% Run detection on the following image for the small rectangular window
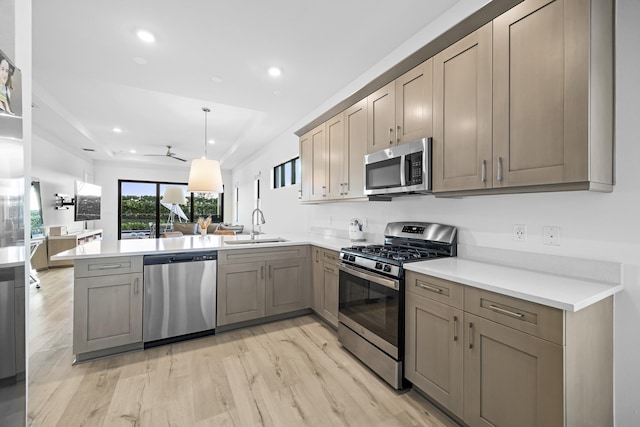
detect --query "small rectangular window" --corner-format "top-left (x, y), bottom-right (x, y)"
top-left (273, 157), bottom-right (299, 189)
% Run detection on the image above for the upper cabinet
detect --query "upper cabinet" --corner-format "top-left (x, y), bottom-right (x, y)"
top-left (433, 0), bottom-right (613, 195)
top-left (432, 24), bottom-right (493, 192)
top-left (299, 0), bottom-right (613, 199)
top-left (492, 0), bottom-right (613, 191)
top-left (367, 61), bottom-right (433, 154)
top-left (300, 99), bottom-right (368, 202)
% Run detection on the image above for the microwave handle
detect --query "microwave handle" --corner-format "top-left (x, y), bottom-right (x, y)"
top-left (400, 155), bottom-right (407, 187)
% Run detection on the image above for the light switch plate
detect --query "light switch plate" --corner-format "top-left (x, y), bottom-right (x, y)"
top-left (543, 226), bottom-right (560, 245)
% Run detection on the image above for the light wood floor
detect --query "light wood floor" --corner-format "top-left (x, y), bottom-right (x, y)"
top-left (28, 267), bottom-right (458, 427)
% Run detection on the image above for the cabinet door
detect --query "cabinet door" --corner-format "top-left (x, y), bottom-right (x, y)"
top-left (464, 313), bottom-right (563, 427)
top-left (266, 258), bottom-right (309, 316)
top-left (217, 262), bottom-right (265, 326)
top-left (299, 132), bottom-right (313, 201)
top-left (312, 247), bottom-right (324, 313)
top-left (310, 124), bottom-right (327, 200)
top-left (367, 81), bottom-right (396, 153)
top-left (320, 261), bottom-right (339, 328)
top-left (342, 99), bottom-right (367, 199)
top-left (395, 60), bottom-right (433, 145)
top-left (405, 293), bottom-right (463, 418)
top-left (432, 23), bottom-right (493, 192)
top-left (493, 0), bottom-right (588, 188)
top-left (73, 273), bottom-right (143, 355)
top-left (326, 113), bottom-right (345, 200)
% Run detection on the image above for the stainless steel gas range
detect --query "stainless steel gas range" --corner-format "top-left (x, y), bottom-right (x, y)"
top-left (337, 221), bottom-right (457, 389)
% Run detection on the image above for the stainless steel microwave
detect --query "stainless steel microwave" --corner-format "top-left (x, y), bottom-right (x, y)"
top-left (364, 137), bottom-right (432, 196)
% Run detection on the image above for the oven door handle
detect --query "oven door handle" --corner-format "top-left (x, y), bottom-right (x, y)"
top-left (338, 263), bottom-right (400, 291)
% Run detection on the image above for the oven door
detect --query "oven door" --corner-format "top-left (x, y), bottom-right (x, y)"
top-left (338, 263), bottom-right (400, 359)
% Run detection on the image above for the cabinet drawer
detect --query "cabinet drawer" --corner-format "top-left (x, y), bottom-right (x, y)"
top-left (219, 245), bottom-right (309, 264)
top-left (406, 271), bottom-right (464, 309)
top-left (464, 287), bottom-right (563, 345)
top-left (75, 256), bottom-right (143, 278)
top-left (322, 249), bottom-right (339, 265)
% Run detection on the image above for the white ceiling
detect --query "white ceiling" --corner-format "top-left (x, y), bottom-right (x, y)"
top-left (32, 0), bottom-right (460, 171)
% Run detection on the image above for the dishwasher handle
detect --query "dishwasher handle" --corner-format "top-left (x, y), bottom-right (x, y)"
top-left (143, 251), bottom-right (217, 265)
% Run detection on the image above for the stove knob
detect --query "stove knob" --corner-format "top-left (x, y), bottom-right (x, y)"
top-left (383, 265), bottom-right (392, 273)
top-left (375, 262), bottom-right (383, 270)
top-left (348, 255), bottom-right (356, 262)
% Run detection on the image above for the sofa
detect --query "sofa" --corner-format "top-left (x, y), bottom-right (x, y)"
top-left (171, 222), bottom-right (243, 235)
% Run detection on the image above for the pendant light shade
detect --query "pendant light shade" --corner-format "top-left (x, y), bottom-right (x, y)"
top-left (187, 158), bottom-right (223, 193)
top-left (187, 107), bottom-right (224, 193)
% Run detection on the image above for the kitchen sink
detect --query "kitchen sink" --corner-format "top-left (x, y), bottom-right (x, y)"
top-left (224, 238), bottom-right (288, 245)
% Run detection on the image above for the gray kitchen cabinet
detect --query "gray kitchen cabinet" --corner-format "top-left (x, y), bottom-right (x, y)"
top-left (432, 23), bottom-right (493, 193)
top-left (434, 0), bottom-right (613, 196)
top-left (491, 0), bottom-right (613, 192)
top-left (341, 99), bottom-right (367, 199)
top-left (367, 61), bottom-right (432, 154)
top-left (217, 262), bottom-right (265, 325)
top-left (406, 272), bottom-right (613, 426)
top-left (217, 246), bottom-right (310, 327)
top-left (405, 272), bottom-right (464, 418)
top-left (311, 246), bottom-right (339, 328)
top-left (299, 123), bottom-right (327, 201)
top-left (73, 256), bottom-right (143, 359)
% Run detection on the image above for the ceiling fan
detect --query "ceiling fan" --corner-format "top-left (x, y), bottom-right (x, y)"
top-left (144, 145), bottom-right (187, 162)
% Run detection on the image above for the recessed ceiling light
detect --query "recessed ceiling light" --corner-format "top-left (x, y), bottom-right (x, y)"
top-left (113, 127), bottom-right (122, 133)
top-left (133, 56), bottom-right (148, 65)
top-left (130, 149), bottom-right (137, 154)
top-left (211, 76), bottom-right (223, 83)
top-left (268, 67), bottom-right (282, 77)
top-left (208, 139), bottom-right (215, 145)
top-left (136, 29), bottom-right (156, 43)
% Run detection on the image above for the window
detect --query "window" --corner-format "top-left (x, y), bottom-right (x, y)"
top-left (118, 180), bottom-right (223, 239)
top-left (274, 157), bottom-right (300, 189)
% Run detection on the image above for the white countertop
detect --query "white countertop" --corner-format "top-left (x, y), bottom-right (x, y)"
top-left (0, 245), bottom-right (26, 268)
top-left (404, 257), bottom-right (623, 312)
top-left (51, 234), bottom-right (623, 312)
top-left (51, 232), bottom-right (354, 260)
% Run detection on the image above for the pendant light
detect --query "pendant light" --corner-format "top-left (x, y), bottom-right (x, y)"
top-left (187, 107), bottom-right (224, 193)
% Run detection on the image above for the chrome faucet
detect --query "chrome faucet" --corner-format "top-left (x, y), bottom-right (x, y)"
top-left (251, 208), bottom-right (265, 239)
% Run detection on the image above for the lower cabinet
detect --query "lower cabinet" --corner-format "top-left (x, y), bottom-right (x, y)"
top-left (311, 246), bottom-right (339, 328)
top-left (217, 246), bottom-right (310, 327)
top-left (405, 292), bottom-right (464, 418)
top-left (405, 271), bottom-right (613, 427)
top-left (73, 257), bottom-right (143, 358)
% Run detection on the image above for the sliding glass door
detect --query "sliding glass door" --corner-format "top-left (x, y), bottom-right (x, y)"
top-left (118, 180), bottom-right (222, 239)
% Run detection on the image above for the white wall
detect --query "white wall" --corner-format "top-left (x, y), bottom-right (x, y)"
top-left (31, 134), bottom-right (94, 233)
top-left (231, 0), bottom-right (640, 424)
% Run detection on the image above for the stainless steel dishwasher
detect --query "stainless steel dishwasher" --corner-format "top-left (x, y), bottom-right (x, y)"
top-left (143, 251), bottom-right (216, 346)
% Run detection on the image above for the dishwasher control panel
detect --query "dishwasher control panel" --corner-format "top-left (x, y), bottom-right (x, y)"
top-left (193, 254), bottom-right (216, 261)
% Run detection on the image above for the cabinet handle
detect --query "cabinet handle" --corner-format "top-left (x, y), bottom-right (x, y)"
top-left (417, 282), bottom-right (443, 294)
top-left (389, 128), bottom-right (394, 145)
top-left (261, 265), bottom-right (265, 279)
top-left (339, 183), bottom-right (344, 196)
top-left (481, 159), bottom-right (486, 183)
top-left (397, 125), bottom-right (401, 143)
top-left (322, 185), bottom-right (326, 197)
top-left (316, 250), bottom-right (319, 263)
top-left (488, 304), bottom-right (525, 319)
top-left (343, 182), bottom-right (348, 195)
top-left (134, 278), bottom-right (139, 295)
top-left (453, 316), bottom-right (458, 342)
top-left (324, 266), bottom-right (336, 274)
top-left (268, 265), bottom-right (272, 279)
top-left (468, 322), bottom-right (474, 349)
top-left (497, 156), bottom-right (503, 182)
top-left (96, 263), bottom-right (123, 270)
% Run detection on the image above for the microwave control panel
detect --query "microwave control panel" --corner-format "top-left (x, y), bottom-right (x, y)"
top-left (405, 151), bottom-right (423, 185)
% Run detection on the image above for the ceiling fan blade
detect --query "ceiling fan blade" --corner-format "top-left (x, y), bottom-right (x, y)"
top-left (172, 156), bottom-right (187, 162)
top-left (143, 154), bottom-right (167, 157)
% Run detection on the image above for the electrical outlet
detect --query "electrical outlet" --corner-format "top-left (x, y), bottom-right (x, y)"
top-left (362, 218), bottom-right (368, 228)
top-left (544, 226), bottom-right (560, 245)
top-left (513, 224), bottom-right (527, 241)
